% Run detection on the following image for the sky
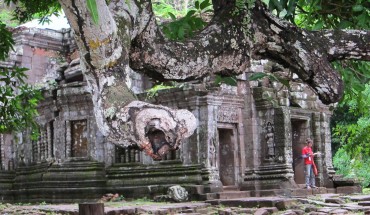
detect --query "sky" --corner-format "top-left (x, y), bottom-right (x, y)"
top-left (20, 14), bottom-right (70, 30)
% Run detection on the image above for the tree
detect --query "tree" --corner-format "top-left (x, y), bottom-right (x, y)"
top-left (0, 20), bottom-right (42, 137)
top-left (2, 0), bottom-right (370, 160)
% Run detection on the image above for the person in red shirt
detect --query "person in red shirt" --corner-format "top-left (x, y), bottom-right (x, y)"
top-left (302, 138), bottom-right (317, 189)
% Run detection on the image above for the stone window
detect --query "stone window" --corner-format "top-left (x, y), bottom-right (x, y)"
top-left (161, 149), bottom-right (179, 161)
top-left (115, 146), bottom-right (141, 163)
top-left (70, 120), bottom-right (88, 157)
top-left (40, 128), bottom-right (48, 160)
top-left (32, 139), bottom-right (39, 162)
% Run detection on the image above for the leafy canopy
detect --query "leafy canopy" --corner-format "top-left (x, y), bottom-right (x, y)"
top-left (0, 0), bottom-right (47, 136)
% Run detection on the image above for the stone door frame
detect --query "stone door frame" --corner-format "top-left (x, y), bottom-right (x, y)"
top-left (290, 115), bottom-right (311, 185)
top-left (217, 123), bottom-right (241, 187)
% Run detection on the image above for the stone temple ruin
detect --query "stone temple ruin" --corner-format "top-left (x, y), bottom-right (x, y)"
top-left (0, 27), bottom-right (360, 203)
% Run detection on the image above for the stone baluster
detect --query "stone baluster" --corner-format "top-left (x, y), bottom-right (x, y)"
top-left (125, 148), bottom-right (129, 163)
top-left (135, 150), bottom-right (140, 163)
top-left (65, 120), bottom-right (71, 158)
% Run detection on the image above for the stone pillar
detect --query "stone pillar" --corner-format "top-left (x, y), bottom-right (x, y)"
top-left (242, 100), bottom-right (295, 191)
top-left (312, 112), bottom-right (324, 186)
top-left (239, 80), bottom-right (260, 190)
top-left (47, 122), bottom-right (53, 158)
top-left (180, 101), bottom-right (200, 166)
top-left (321, 112), bottom-right (336, 187)
top-left (198, 96), bottom-right (223, 193)
top-left (65, 120), bottom-right (71, 158)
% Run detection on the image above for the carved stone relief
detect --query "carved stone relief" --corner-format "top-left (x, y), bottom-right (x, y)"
top-left (265, 122), bottom-right (275, 160)
top-left (217, 106), bottom-right (238, 123)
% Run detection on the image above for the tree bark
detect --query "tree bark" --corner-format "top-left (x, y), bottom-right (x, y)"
top-left (79, 203), bottom-right (104, 215)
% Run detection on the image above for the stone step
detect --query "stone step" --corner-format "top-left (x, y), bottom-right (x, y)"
top-left (206, 196), bottom-right (297, 210)
top-left (217, 191), bottom-right (251, 199)
top-left (199, 193), bottom-right (218, 201)
top-left (350, 195), bottom-right (370, 202)
top-left (358, 201), bottom-right (370, 206)
top-left (223, 186), bottom-right (239, 191)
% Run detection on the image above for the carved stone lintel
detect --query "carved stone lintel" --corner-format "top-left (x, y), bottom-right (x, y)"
top-left (217, 106), bottom-right (239, 123)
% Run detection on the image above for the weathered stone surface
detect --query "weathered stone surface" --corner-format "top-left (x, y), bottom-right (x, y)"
top-left (358, 201), bottom-right (370, 206)
top-left (324, 198), bottom-right (346, 204)
top-left (280, 210), bottom-right (300, 215)
top-left (350, 195), bottom-right (370, 202)
top-left (254, 208), bottom-right (269, 215)
top-left (291, 209), bottom-right (305, 215)
top-left (328, 208), bottom-right (349, 214)
top-left (304, 205), bottom-right (318, 213)
top-left (337, 186), bottom-right (362, 194)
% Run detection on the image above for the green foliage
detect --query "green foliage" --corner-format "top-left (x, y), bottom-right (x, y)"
top-left (215, 75), bottom-right (237, 86)
top-left (0, 9), bottom-right (19, 27)
top-left (152, 0), bottom-right (186, 19)
top-left (363, 188), bottom-right (370, 194)
top-left (331, 84), bottom-right (370, 185)
top-left (332, 84), bottom-right (370, 151)
top-left (0, 22), bottom-right (14, 60)
top-left (4, 0), bottom-right (61, 24)
top-left (154, 0), bottom-right (213, 40)
top-left (262, 0), bottom-right (370, 30)
top-left (146, 83), bottom-right (175, 99)
top-left (87, 0), bottom-right (99, 25)
top-left (0, 67), bottom-right (42, 138)
top-left (333, 148), bottom-right (370, 187)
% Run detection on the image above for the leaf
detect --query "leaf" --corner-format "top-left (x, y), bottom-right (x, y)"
top-left (214, 75), bottom-right (222, 85)
top-left (352, 5), bottom-right (364, 12)
top-left (248, 72), bottom-right (268, 81)
top-left (177, 25), bottom-right (185, 40)
top-left (222, 76), bottom-right (237, 86)
top-left (186, 10), bottom-right (196, 17)
top-left (261, 0), bottom-right (270, 6)
top-left (195, 0), bottom-right (200, 10)
top-left (278, 9), bottom-right (287, 18)
top-left (168, 12), bottom-right (176, 20)
top-left (87, 0), bottom-right (99, 25)
top-left (312, 20), bottom-right (324, 30)
top-left (200, 0), bottom-right (211, 10)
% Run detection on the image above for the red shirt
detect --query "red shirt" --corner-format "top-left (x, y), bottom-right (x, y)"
top-left (302, 146), bottom-right (313, 165)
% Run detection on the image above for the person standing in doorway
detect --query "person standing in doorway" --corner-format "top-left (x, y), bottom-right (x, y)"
top-left (302, 138), bottom-right (317, 189)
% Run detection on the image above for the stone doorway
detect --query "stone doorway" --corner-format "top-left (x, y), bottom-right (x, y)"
top-left (218, 126), bottom-right (237, 186)
top-left (71, 120), bottom-right (88, 157)
top-left (291, 118), bottom-right (310, 185)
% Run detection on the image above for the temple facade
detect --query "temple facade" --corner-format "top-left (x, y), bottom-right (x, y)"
top-left (0, 27), bottom-right (359, 203)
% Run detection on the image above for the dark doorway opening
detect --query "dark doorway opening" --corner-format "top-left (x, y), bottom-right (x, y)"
top-left (218, 128), bottom-right (236, 186)
top-left (291, 119), bottom-right (309, 184)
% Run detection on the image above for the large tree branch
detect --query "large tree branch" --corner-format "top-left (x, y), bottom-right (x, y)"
top-left (252, 2), bottom-right (369, 103)
top-left (130, 13), bottom-right (251, 80)
top-left (317, 30), bottom-right (370, 61)
top-left (130, 0), bottom-right (369, 104)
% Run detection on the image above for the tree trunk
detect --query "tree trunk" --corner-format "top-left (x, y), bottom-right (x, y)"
top-left (79, 203), bottom-right (104, 215)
